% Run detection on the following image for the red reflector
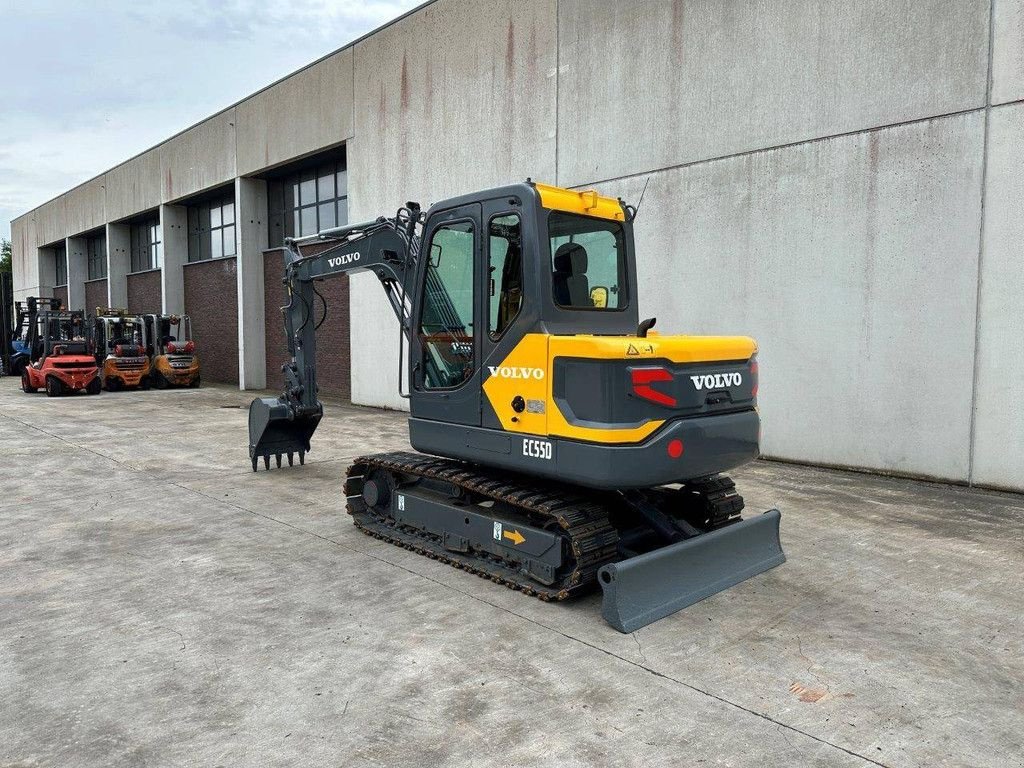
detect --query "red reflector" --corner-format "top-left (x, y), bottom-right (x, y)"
top-left (630, 367), bottom-right (677, 407)
top-left (184, 341), bottom-right (195, 354)
top-left (167, 342), bottom-right (177, 353)
top-left (667, 439), bottom-right (684, 458)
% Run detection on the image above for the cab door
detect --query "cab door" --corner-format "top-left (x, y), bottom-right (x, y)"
top-left (409, 203), bottom-right (482, 426)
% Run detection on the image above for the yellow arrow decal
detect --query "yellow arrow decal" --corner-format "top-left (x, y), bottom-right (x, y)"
top-left (502, 529), bottom-right (526, 546)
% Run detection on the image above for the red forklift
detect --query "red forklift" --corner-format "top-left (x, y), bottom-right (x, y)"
top-left (20, 309), bottom-right (101, 396)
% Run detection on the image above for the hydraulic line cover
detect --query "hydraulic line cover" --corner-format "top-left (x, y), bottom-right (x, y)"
top-left (598, 509), bottom-right (785, 633)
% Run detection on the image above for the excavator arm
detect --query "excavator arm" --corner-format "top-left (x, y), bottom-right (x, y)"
top-left (248, 206), bottom-right (420, 470)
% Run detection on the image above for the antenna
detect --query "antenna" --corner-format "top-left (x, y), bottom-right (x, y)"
top-left (632, 176), bottom-right (651, 220)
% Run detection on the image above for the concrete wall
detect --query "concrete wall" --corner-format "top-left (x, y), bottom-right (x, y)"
top-left (65, 177), bottom-right (106, 236)
top-left (9, 0), bottom-right (1023, 489)
top-left (600, 114), bottom-right (984, 480)
top-left (105, 151), bottom-right (161, 223)
top-left (160, 111), bottom-right (237, 203)
top-left (557, 0), bottom-right (988, 186)
top-left (236, 49), bottom-right (354, 176)
top-left (972, 102), bottom-right (1024, 490)
top-left (993, 0), bottom-right (1024, 105)
top-left (348, 0), bottom-right (559, 409)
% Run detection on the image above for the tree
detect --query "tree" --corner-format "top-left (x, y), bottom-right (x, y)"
top-left (0, 238), bottom-right (11, 273)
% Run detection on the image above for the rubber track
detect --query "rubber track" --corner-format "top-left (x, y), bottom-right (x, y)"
top-left (344, 451), bottom-right (620, 601)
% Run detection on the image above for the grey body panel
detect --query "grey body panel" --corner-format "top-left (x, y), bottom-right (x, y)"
top-left (554, 356), bottom-right (756, 427)
top-left (408, 408), bottom-right (760, 489)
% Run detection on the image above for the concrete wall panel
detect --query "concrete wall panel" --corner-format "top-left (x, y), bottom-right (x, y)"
top-left (349, 0), bottom-right (558, 409)
top-left (236, 49), bottom-right (354, 176)
top-left (971, 103), bottom-right (1024, 489)
top-left (557, 0), bottom-right (990, 186)
top-left (596, 113), bottom-right (985, 481)
top-left (65, 176), bottom-right (106, 236)
top-left (105, 150), bottom-right (161, 222)
top-left (236, 177), bottom-right (268, 389)
top-left (66, 237), bottom-right (88, 311)
top-left (32, 198), bottom-right (67, 249)
top-left (159, 110), bottom-right (237, 203)
top-left (992, 0), bottom-right (1024, 105)
top-left (10, 218), bottom-right (38, 296)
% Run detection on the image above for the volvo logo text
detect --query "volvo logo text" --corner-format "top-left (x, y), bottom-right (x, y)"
top-left (328, 252), bottom-right (360, 268)
top-left (488, 366), bottom-right (545, 380)
top-left (690, 372), bottom-right (742, 390)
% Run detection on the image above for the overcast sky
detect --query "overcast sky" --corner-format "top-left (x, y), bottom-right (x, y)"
top-left (0, 0), bottom-right (423, 242)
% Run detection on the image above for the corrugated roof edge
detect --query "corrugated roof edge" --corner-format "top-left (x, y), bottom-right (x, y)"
top-left (11, 0), bottom-right (437, 226)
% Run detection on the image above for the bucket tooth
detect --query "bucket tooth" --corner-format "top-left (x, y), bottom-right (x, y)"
top-left (251, 456), bottom-right (258, 473)
top-left (263, 454), bottom-right (270, 470)
top-left (299, 451), bottom-right (305, 465)
top-left (288, 452), bottom-right (294, 466)
top-left (598, 509), bottom-right (785, 633)
top-left (275, 454), bottom-right (282, 468)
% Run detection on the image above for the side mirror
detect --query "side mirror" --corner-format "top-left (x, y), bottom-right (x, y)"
top-left (590, 286), bottom-right (609, 308)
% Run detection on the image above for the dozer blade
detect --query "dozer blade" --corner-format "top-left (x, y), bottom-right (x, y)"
top-left (598, 509), bottom-right (784, 633)
top-left (248, 396), bottom-right (321, 471)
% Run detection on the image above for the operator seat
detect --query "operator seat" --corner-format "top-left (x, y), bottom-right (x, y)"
top-left (552, 243), bottom-right (592, 307)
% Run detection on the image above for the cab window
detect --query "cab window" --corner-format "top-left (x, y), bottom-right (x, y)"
top-left (549, 211), bottom-right (626, 310)
top-left (488, 214), bottom-right (523, 338)
top-left (419, 220), bottom-right (475, 389)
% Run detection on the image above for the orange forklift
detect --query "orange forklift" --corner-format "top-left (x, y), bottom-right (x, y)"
top-left (21, 309), bottom-right (101, 396)
top-left (142, 314), bottom-right (200, 388)
top-left (92, 308), bottom-right (151, 390)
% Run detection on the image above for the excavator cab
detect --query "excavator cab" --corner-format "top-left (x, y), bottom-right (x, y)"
top-left (250, 181), bottom-right (784, 632)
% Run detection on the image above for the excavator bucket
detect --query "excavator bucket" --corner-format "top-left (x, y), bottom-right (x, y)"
top-left (598, 509), bottom-right (785, 633)
top-left (248, 396), bottom-right (322, 471)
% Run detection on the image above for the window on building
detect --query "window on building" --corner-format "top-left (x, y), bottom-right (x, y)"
top-left (54, 244), bottom-right (67, 286)
top-left (130, 218), bottom-right (162, 272)
top-left (187, 195), bottom-right (236, 262)
top-left (268, 158), bottom-right (348, 247)
top-left (87, 234), bottom-right (107, 280)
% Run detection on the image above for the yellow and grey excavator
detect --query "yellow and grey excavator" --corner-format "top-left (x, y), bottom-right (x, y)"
top-left (250, 180), bottom-right (784, 632)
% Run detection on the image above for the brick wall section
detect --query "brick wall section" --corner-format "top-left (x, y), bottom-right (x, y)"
top-left (263, 245), bottom-right (350, 401)
top-left (84, 279), bottom-right (107, 314)
top-left (183, 258), bottom-right (238, 384)
top-left (53, 286), bottom-right (68, 310)
top-left (127, 270), bottom-right (163, 315)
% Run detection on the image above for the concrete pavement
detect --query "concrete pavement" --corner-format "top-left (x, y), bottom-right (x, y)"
top-left (0, 379), bottom-right (1021, 767)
